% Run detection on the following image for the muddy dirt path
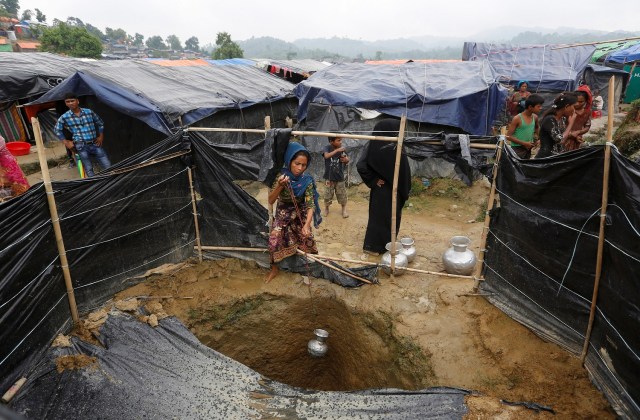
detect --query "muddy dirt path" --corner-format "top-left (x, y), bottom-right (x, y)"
top-left (115, 179), bottom-right (615, 419)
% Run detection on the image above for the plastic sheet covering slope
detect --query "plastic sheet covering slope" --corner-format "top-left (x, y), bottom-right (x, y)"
top-left (0, 138), bottom-right (194, 394)
top-left (479, 146), bottom-right (640, 418)
top-left (294, 62), bottom-right (507, 135)
top-left (462, 42), bottom-right (596, 92)
top-left (10, 313), bottom-right (469, 419)
top-left (28, 60), bottom-right (296, 133)
top-left (0, 52), bottom-right (80, 102)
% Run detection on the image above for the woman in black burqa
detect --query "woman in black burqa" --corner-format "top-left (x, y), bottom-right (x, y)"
top-left (356, 119), bottom-right (412, 254)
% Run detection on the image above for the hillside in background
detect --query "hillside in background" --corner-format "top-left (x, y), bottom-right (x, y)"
top-left (238, 27), bottom-right (640, 61)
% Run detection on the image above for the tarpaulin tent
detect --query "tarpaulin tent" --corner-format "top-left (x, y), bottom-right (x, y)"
top-left (256, 58), bottom-right (331, 83)
top-left (605, 42), bottom-right (640, 65)
top-left (479, 145), bottom-right (640, 419)
top-left (605, 43), bottom-right (640, 103)
top-left (591, 41), bottom-right (639, 64)
top-left (25, 60), bottom-right (298, 163)
top-left (294, 61), bottom-right (507, 136)
top-left (462, 42), bottom-right (596, 92)
top-left (582, 64), bottom-right (629, 114)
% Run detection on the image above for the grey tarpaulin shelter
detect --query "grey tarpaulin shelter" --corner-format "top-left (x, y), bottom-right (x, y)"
top-left (462, 42), bottom-right (596, 92)
top-left (25, 59), bottom-right (298, 163)
top-left (582, 64), bottom-right (629, 114)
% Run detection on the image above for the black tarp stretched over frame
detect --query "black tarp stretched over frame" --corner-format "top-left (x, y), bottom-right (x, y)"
top-left (479, 145), bottom-right (640, 418)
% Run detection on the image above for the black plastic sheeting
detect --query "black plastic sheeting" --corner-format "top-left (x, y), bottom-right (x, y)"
top-left (10, 313), bottom-right (470, 419)
top-left (479, 145), bottom-right (640, 418)
top-left (294, 62), bottom-right (507, 136)
top-left (0, 52), bottom-right (79, 102)
top-left (462, 42), bottom-right (596, 92)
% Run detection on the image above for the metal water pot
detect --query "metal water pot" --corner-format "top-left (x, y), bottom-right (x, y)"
top-left (400, 237), bottom-right (417, 262)
top-left (381, 242), bottom-right (408, 275)
top-left (442, 236), bottom-right (476, 275)
top-left (308, 329), bottom-right (329, 357)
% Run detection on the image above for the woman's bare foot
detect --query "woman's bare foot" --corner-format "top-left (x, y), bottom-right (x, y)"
top-left (265, 265), bottom-right (279, 283)
top-left (324, 206), bottom-right (330, 216)
top-left (341, 205), bottom-right (349, 218)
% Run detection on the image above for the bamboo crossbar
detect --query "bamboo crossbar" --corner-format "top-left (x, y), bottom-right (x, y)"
top-left (551, 35), bottom-right (640, 50)
top-left (297, 250), bottom-right (373, 284)
top-left (199, 246), bottom-right (472, 280)
top-left (188, 126), bottom-right (398, 142)
top-left (103, 150), bottom-right (191, 176)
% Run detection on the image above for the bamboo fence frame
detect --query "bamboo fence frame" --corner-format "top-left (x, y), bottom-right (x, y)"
top-left (187, 167), bottom-right (203, 263)
top-left (581, 76), bottom-right (615, 364)
top-left (32, 117), bottom-right (80, 325)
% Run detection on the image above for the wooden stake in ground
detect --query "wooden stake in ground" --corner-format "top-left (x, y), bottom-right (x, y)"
top-left (390, 116), bottom-right (407, 274)
top-left (473, 128), bottom-right (506, 285)
top-left (187, 167), bottom-right (203, 263)
top-left (581, 78), bottom-right (615, 364)
top-left (32, 117), bottom-right (80, 325)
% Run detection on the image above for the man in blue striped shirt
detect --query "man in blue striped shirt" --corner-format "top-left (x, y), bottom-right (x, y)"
top-left (55, 93), bottom-right (111, 177)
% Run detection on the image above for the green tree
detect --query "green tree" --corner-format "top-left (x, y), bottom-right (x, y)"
top-left (133, 32), bottom-right (144, 47)
top-left (105, 27), bottom-right (127, 43)
top-left (66, 16), bottom-right (84, 27)
top-left (375, 51), bottom-right (383, 60)
top-left (0, 0), bottom-right (19, 16)
top-left (85, 23), bottom-right (105, 41)
top-left (34, 7), bottom-right (45, 22)
top-left (146, 35), bottom-right (167, 50)
top-left (165, 34), bottom-right (182, 51)
top-left (212, 32), bottom-right (243, 59)
top-left (39, 22), bottom-right (102, 58)
top-left (185, 36), bottom-right (199, 51)
top-left (20, 8), bottom-right (31, 20)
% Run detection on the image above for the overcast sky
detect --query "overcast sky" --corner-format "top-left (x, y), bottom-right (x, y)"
top-left (19, 0), bottom-right (640, 45)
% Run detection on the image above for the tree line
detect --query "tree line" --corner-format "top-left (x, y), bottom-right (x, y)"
top-left (0, 0), bottom-right (243, 59)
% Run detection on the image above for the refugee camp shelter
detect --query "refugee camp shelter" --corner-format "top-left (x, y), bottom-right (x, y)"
top-left (25, 59), bottom-right (298, 164)
top-left (582, 64), bottom-right (629, 114)
top-left (604, 42), bottom-right (640, 103)
top-left (462, 42), bottom-right (596, 93)
top-left (0, 52), bottom-right (80, 142)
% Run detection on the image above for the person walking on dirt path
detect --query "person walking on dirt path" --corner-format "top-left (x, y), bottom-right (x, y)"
top-left (506, 94), bottom-right (544, 159)
top-left (266, 142), bottom-right (322, 283)
top-left (356, 119), bottom-right (411, 255)
top-left (323, 136), bottom-right (350, 218)
top-left (55, 93), bottom-right (111, 177)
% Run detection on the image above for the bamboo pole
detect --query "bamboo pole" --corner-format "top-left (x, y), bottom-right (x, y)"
top-left (581, 80), bottom-right (615, 364)
top-left (297, 250), bottom-right (373, 284)
top-left (389, 116), bottom-right (407, 275)
top-left (473, 128), bottom-right (506, 285)
top-left (187, 167), bottom-right (203, 263)
top-left (187, 126), bottom-right (497, 149)
top-left (32, 117), bottom-right (80, 325)
top-left (551, 35), bottom-right (640, 50)
top-left (104, 150), bottom-right (190, 176)
top-left (581, 142), bottom-right (612, 363)
top-left (264, 116), bottom-right (274, 229)
top-left (199, 246), bottom-right (473, 280)
top-left (606, 76), bottom-right (616, 140)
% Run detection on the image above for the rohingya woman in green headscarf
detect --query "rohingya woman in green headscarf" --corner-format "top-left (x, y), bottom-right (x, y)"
top-left (356, 119), bottom-right (411, 254)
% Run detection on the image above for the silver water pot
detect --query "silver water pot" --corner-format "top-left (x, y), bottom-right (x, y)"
top-left (381, 242), bottom-right (408, 275)
top-left (400, 237), bottom-right (417, 262)
top-left (442, 236), bottom-right (476, 275)
top-left (308, 329), bottom-right (329, 357)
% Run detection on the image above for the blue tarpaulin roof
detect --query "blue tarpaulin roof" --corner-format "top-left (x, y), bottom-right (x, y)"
top-left (294, 61), bottom-right (507, 135)
top-left (606, 42), bottom-right (640, 65)
top-left (462, 42), bottom-right (596, 92)
top-left (28, 59), bottom-right (295, 134)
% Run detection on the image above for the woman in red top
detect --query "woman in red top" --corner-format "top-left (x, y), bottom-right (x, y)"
top-left (509, 81), bottom-right (531, 116)
top-left (563, 90), bottom-right (592, 151)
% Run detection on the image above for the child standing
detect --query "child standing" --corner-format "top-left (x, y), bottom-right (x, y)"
top-left (323, 136), bottom-right (350, 218)
top-left (506, 94), bottom-right (544, 159)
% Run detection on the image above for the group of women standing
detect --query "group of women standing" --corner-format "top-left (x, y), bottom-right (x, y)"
top-left (265, 119), bottom-right (410, 282)
top-left (509, 81), bottom-right (594, 159)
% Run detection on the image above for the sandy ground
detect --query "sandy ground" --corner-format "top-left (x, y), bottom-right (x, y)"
top-left (113, 178), bottom-right (615, 419)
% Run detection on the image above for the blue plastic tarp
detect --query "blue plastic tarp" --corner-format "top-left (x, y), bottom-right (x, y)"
top-left (606, 43), bottom-right (640, 65)
top-left (462, 42), bottom-right (596, 92)
top-left (294, 62), bottom-right (507, 135)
